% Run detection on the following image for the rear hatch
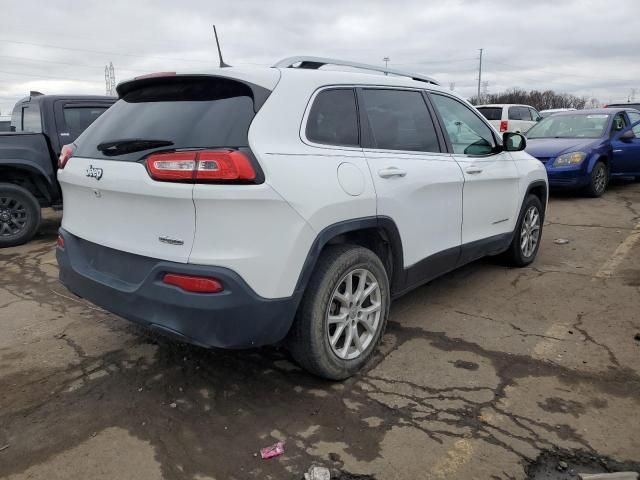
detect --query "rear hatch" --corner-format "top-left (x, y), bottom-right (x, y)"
top-left (58, 74), bottom-right (269, 263)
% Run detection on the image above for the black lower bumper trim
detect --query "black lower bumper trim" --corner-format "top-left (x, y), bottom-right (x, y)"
top-left (56, 229), bottom-right (298, 349)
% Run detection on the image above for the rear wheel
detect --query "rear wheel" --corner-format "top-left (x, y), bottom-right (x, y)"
top-left (0, 183), bottom-right (41, 248)
top-left (585, 161), bottom-right (608, 197)
top-left (288, 245), bottom-right (390, 380)
top-left (502, 194), bottom-right (544, 267)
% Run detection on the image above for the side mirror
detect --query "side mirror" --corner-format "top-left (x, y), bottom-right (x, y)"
top-left (620, 130), bottom-right (635, 142)
top-left (536, 116), bottom-right (543, 122)
top-left (503, 132), bottom-right (527, 152)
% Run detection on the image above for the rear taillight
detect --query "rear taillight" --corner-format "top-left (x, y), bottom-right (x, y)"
top-left (58, 144), bottom-right (75, 169)
top-left (163, 273), bottom-right (224, 293)
top-left (499, 120), bottom-right (508, 132)
top-left (56, 234), bottom-right (65, 249)
top-left (145, 150), bottom-right (256, 183)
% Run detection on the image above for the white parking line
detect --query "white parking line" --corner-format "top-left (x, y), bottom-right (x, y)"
top-left (594, 222), bottom-right (640, 279)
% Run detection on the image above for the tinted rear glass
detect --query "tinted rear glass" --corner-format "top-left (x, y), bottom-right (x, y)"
top-left (477, 107), bottom-right (502, 121)
top-left (74, 77), bottom-right (259, 161)
top-left (21, 105), bottom-right (42, 133)
top-left (63, 107), bottom-right (109, 140)
top-left (306, 88), bottom-right (359, 146)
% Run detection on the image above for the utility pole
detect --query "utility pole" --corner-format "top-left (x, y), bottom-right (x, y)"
top-left (383, 57), bottom-right (390, 75)
top-left (104, 62), bottom-right (116, 96)
top-left (477, 48), bottom-right (483, 104)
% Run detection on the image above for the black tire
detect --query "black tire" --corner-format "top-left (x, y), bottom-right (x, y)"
top-left (0, 183), bottom-right (41, 248)
top-left (288, 245), bottom-right (390, 380)
top-left (585, 161), bottom-right (608, 197)
top-left (502, 194), bottom-right (544, 267)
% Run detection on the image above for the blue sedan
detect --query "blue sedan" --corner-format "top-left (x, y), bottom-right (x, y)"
top-left (525, 108), bottom-right (640, 196)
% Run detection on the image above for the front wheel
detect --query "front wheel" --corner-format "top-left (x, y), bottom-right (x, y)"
top-left (0, 183), bottom-right (41, 248)
top-left (502, 194), bottom-right (544, 267)
top-left (585, 161), bottom-right (608, 197)
top-left (288, 245), bottom-right (390, 380)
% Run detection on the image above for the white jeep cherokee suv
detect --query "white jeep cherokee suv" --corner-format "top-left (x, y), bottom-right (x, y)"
top-left (56, 57), bottom-right (547, 380)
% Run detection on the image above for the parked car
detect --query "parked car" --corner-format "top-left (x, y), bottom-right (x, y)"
top-left (56, 57), bottom-right (548, 379)
top-left (476, 104), bottom-right (542, 133)
top-left (525, 108), bottom-right (640, 196)
top-left (539, 108), bottom-right (576, 118)
top-left (604, 102), bottom-right (640, 112)
top-left (0, 92), bottom-right (115, 247)
top-left (0, 115), bottom-right (11, 132)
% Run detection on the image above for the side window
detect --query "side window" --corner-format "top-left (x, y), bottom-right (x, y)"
top-left (509, 106), bottom-right (531, 121)
top-left (627, 112), bottom-right (640, 136)
top-left (306, 89), bottom-right (359, 147)
top-left (22, 106), bottom-right (42, 133)
top-left (63, 106), bottom-right (109, 141)
top-left (611, 113), bottom-right (628, 135)
top-left (360, 89), bottom-right (440, 152)
top-left (430, 93), bottom-right (496, 155)
top-left (529, 108), bottom-right (541, 121)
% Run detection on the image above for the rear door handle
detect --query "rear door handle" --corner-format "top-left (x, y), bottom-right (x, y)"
top-left (465, 165), bottom-right (483, 175)
top-left (378, 167), bottom-right (407, 178)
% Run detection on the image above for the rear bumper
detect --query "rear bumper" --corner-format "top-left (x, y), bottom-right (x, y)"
top-left (56, 229), bottom-right (298, 349)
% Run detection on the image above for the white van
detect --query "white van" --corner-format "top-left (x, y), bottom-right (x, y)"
top-left (476, 104), bottom-right (542, 133)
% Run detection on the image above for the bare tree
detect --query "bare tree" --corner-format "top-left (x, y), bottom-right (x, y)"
top-left (470, 88), bottom-right (590, 110)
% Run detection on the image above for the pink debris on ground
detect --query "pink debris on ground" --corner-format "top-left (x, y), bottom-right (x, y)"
top-left (260, 441), bottom-right (285, 459)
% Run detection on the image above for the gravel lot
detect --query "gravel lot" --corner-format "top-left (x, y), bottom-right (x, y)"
top-left (1, 181), bottom-right (639, 480)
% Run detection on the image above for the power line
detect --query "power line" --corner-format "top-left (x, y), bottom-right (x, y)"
top-left (0, 54), bottom-right (147, 73)
top-left (0, 39), bottom-right (214, 65)
top-left (0, 69), bottom-right (101, 83)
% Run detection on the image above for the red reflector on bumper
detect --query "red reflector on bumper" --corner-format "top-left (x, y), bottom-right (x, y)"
top-left (57, 234), bottom-right (65, 249)
top-left (162, 273), bottom-right (224, 293)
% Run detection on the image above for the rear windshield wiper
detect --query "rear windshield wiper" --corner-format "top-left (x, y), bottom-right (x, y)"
top-left (96, 138), bottom-right (174, 156)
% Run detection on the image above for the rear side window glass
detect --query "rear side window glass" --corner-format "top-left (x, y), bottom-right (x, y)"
top-left (22, 106), bottom-right (42, 133)
top-left (509, 106), bottom-right (532, 121)
top-left (477, 107), bottom-right (502, 121)
top-left (430, 93), bottom-right (496, 155)
top-left (361, 89), bottom-right (440, 152)
top-left (63, 107), bottom-right (109, 141)
top-left (306, 89), bottom-right (359, 147)
top-left (74, 77), bottom-right (260, 161)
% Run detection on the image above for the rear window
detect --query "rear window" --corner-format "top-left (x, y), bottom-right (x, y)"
top-left (477, 107), bottom-right (502, 121)
top-left (63, 106), bottom-right (109, 139)
top-left (74, 77), bottom-right (260, 161)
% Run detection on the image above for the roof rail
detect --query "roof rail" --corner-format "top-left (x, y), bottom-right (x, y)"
top-left (273, 56), bottom-right (440, 86)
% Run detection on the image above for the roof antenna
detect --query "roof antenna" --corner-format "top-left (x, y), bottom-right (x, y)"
top-left (213, 25), bottom-right (231, 68)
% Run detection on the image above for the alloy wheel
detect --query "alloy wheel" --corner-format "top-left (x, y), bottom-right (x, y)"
top-left (326, 268), bottom-right (382, 360)
top-left (0, 195), bottom-right (28, 238)
top-left (593, 166), bottom-right (607, 195)
top-left (520, 206), bottom-right (541, 258)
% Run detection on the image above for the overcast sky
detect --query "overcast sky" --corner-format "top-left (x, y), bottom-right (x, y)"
top-left (1, 0), bottom-right (639, 116)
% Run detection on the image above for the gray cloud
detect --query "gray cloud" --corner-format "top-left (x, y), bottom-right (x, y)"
top-left (1, 0), bottom-right (639, 115)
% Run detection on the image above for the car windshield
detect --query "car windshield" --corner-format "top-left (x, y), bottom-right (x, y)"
top-left (526, 113), bottom-right (610, 139)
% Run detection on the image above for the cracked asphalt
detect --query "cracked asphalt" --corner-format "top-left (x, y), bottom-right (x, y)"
top-left (1, 181), bottom-right (639, 480)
